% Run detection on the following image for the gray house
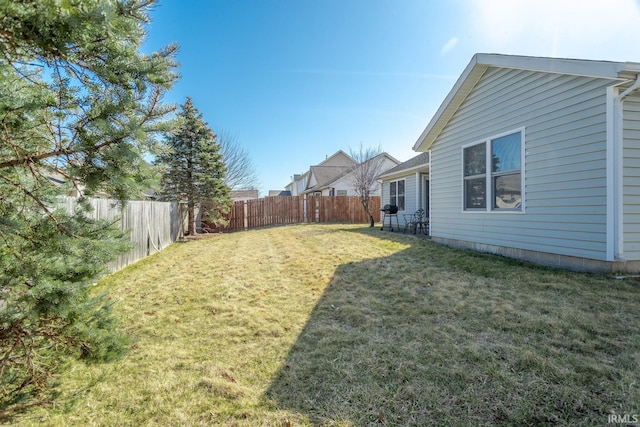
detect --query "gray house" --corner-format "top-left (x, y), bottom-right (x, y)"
top-left (378, 152), bottom-right (430, 227)
top-left (413, 53), bottom-right (640, 272)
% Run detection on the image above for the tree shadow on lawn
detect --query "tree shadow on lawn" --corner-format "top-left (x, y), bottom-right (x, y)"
top-left (264, 228), bottom-right (640, 426)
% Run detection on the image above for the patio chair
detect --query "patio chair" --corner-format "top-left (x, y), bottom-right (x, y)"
top-left (404, 208), bottom-right (428, 235)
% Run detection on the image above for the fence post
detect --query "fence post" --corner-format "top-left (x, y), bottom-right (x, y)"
top-left (303, 195), bottom-right (308, 222)
top-left (243, 200), bottom-right (248, 230)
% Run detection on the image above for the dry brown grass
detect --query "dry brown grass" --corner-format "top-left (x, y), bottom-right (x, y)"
top-left (10, 223), bottom-right (640, 426)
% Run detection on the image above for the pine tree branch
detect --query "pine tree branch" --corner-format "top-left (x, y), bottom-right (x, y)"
top-left (0, 174), bottom-right (68, 235)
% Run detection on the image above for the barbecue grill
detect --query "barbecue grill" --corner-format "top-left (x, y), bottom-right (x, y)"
top-left (381, 204), bottom-right (398, 214)
top-left (380, 204), bottom-right (400, 231)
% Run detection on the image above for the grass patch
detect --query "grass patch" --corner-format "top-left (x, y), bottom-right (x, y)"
top-left (11, 224), bottom-right (640, 426)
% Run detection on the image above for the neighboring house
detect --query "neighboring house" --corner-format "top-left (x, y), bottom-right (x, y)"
top-left (284, 172), bottom-right (309, 196)
top-left (327, 152), bottom-right (401, 196)
top-left (413, 53), bottom-right (640, 272)
top-left (316, 150), bottom-right (357, 168)
top-left (231, 189), bottom-right (259, 201)
top-left (302, 150), bottom-right (357, 196)
top-left (47, 170), bottom-right (113, 199)
top-left (300, 150), bottom-right (400, 196)
top-left (378, 152), bottom-right (430, 225)
top-left (304, 164), bottom-right (354, 196)
top-left (285, 151), bottom-right (356, 196)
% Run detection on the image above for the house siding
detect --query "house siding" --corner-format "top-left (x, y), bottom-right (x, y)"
top-left (623, 92), bottom-right (640, 259)
top-left (430, 67), bottom-right (616, 260)
top-left (404, 176), bottom-right (417, 215)
top-left (295, 176), bottom-right (307, 196)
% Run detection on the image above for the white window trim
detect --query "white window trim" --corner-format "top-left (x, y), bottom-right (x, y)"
top-left (461, 128), bottom-right (525, 214)
top-left (389, 179), bottom-right (406, 212)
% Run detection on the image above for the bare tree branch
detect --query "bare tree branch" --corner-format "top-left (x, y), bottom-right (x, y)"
top-left (216, 128), bottom-right (261, 191)
top-left (349, 144), bottom-right (386, 227)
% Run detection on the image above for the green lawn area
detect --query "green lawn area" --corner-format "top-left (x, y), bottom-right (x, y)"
top-left (13, 224), bottom-right (640, 426)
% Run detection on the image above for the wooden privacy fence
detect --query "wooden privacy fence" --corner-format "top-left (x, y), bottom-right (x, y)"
top-left (61, 197), bottom-right (181, 273)
top-left (213, 195), bottom-right (381, 232)
top-left (307, 195), bottom-right (381, 223)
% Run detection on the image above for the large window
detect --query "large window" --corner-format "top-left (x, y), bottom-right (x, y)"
top-left (389, 179), bottom-right (405, 211)
top-left (463, 130), bottom-right (523, 211)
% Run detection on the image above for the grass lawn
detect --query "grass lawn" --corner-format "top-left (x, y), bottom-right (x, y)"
top-left (11, 223), bottom-right (640, 426)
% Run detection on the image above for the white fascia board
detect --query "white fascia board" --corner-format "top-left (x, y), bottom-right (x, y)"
top-left (476, 53), bottom-right (627, 79)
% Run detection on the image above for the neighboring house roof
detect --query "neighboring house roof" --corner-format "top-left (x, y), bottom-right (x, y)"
top-left (284, 151), bottom-right (354, 192)
top-left (413, 53), bottom-right (640, 152)
top-left (378, 152), bottom-right (430, 180)
top-left (317, 150), bottom-right (356, 167)
top-left (305, 150), bottom-right (358, 192)
top-left (47, 171), bottom-right (67, 186)
top-left (231, 189), bottom-right (259, 201)
top-left (304, 165), bottom-right (353, 193)
top-left (269, 190), bottom-right (291, 196)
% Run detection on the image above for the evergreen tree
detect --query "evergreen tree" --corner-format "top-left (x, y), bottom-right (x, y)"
top-left (0, 0), bottom-right (177, 411)
top-left (157, 98), bottom-right (232, 235)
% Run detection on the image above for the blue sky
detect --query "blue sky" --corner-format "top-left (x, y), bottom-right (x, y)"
top-left (143, 0), bottom-right (640, 195)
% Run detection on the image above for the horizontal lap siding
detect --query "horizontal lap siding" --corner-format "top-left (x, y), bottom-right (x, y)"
top-left (431, 68), bottom-right (613, 260)
top-left (623, 94), bottom-right (640, 259)
top-left (403, 176), bottom-right (417, 215)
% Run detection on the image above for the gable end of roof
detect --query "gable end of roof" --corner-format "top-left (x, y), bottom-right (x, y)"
top-left (413, 53), bottom-right (640, 152)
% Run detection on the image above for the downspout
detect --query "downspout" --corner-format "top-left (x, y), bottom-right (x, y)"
top-left (608, 74), bottom-right (640, 261)
top-left (618, 75), bottom-right (640, 101)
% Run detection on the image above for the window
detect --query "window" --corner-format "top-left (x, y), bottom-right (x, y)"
top-left (336, 190), bottom-right (348, 196)
top-left (463, 142), bottom-right (486, 209)
top-left (463, 130), bottom-right (523, 211)
top-left (389, 179), bottom-right (405, 210)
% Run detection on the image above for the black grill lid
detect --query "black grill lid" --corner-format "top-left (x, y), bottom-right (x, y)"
top-left (381, 204), bottom-right (398, 214)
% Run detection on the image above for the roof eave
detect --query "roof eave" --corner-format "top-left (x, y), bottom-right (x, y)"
top-left (378, 163), bottom-right (430, 180)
